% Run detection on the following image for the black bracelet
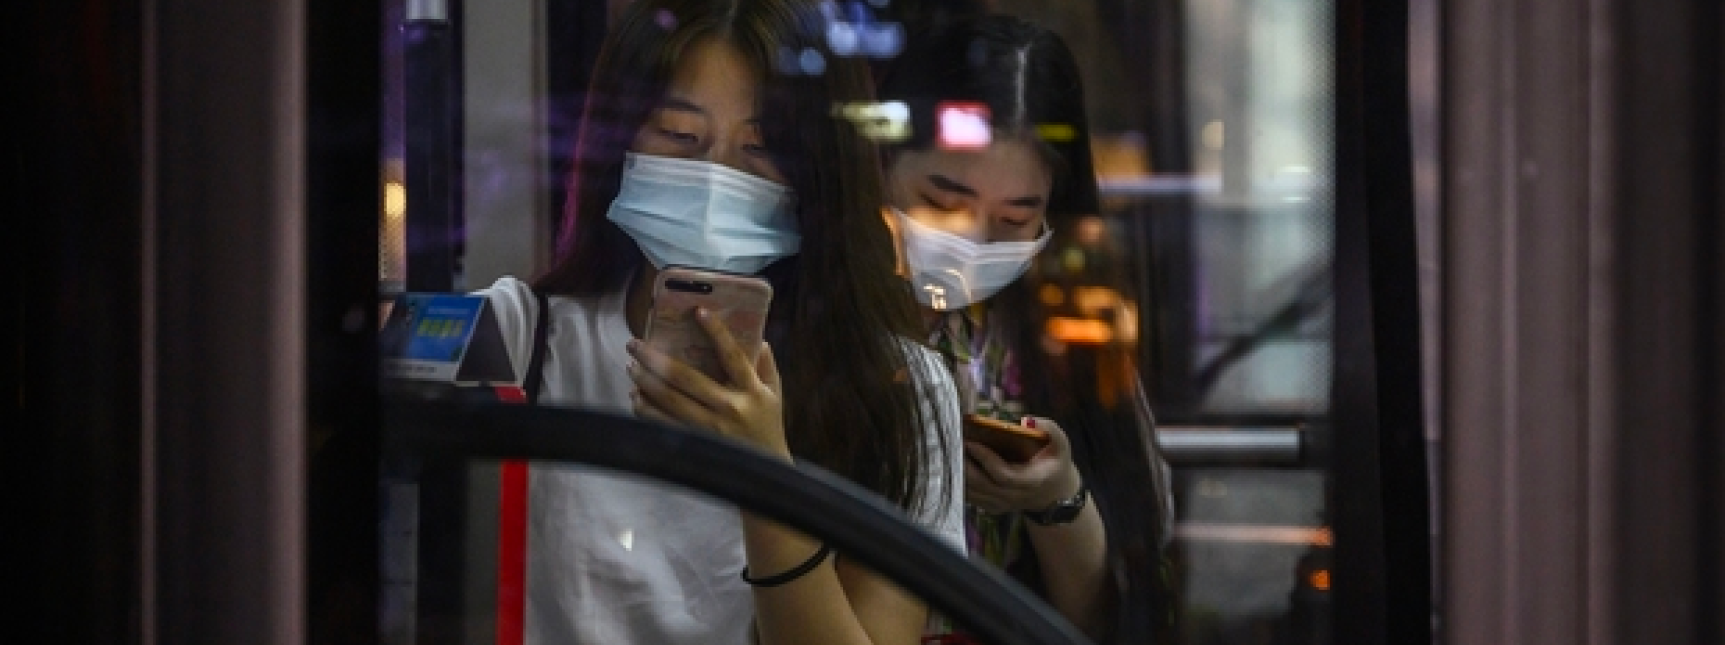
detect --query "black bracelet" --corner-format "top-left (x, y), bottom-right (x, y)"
top-left (740, 543), bottom-right (833, 587)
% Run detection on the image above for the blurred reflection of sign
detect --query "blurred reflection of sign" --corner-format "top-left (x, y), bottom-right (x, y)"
top-left (1072, 286), bottom-right (1120, 315)
top-left (820, 1), bottom-right (904, 58)
top-left (833, 101), bottom-right (911, 143)
top-left (1045, 316), bottom-right (1113, 344)
top-left (1035, 122), bottom-right (1078, 143)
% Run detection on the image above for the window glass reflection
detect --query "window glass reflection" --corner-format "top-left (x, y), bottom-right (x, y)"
top-left (383, 0), bottom-right (1341, 643)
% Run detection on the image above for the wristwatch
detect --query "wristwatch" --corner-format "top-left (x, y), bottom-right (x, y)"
top-left (1021, 483), bottom-right (1088, 526)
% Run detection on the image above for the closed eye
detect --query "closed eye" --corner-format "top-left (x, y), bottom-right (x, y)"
top-left (657, 128), bottom-right (699, 144)
top-left (919, 193), bottom-right (961, 212)
top-left (927, 174), bottom-right (977, 197)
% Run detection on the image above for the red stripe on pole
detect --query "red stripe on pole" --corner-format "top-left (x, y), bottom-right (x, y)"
top-left (496, 459), bottom-right (529, 645)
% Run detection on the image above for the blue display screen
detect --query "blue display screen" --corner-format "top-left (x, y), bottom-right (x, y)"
top-left (398, 294), bottom-right (484, 363)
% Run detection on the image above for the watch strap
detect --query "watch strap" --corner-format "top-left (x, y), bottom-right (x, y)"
top-left (1022, 483), bottom-right (1088, 526)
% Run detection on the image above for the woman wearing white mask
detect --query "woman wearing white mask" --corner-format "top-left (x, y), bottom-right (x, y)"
top-left (876, 14), bottom-right (1176, 644)
top-left (477, 1), bottom-right (963, 643)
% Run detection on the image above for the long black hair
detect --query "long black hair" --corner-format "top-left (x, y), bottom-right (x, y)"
top-left (536, 0), bottom-right (949, 520)
top-left (878, 14), bottom-right (1176, 643)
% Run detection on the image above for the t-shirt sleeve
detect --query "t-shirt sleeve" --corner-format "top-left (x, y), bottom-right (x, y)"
top-left (903, 341), bottom-right (968, 554)
top-left (472, 275), bottom-right (539, 385)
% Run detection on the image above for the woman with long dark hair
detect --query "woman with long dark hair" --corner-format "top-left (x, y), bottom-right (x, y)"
top-left (875, 14), bottom-right (1176, 644)
top-left (478, 1), bottom-right (963, 642)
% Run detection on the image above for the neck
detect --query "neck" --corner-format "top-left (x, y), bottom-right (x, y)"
top-left (624, 263), bottom-right (658, 339)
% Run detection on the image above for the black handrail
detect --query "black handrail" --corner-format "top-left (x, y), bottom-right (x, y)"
top-left (384, 398), bottom-right (1093, 645)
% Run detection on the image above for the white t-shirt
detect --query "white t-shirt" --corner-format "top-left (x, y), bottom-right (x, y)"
top-left (478, 276), bottom-right (966, 645)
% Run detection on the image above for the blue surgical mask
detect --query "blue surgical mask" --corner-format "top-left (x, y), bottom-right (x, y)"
top-left (606, 152), bottom-right (800, 275)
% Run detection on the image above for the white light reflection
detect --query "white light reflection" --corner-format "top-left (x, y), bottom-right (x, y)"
top-left (937, 102), bottom-right (992, 150)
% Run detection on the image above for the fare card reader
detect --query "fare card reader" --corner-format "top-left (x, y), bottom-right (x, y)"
top-left (381, 293), bottom-right (516, 387)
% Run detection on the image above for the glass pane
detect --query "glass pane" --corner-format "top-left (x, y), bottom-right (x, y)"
top-left (993, 0), bottom-right (1336, 642)
top-left (380, 1), bottom-right (1346, 643)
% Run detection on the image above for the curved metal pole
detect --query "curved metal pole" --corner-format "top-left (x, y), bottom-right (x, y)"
top-left (383, 399), bottom-right (1092, 645)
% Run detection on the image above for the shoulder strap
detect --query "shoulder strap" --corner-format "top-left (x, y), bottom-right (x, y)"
top-left (523, 288), bottom-right (551, 405)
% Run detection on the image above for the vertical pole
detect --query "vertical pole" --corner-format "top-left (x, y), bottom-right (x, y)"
top-left (405, 0), bottom-right (458, 293)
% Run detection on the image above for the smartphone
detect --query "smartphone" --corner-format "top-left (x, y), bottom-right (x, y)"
top-left (963, 414), bottom-right (1051, 463)
top-left (643, 266), bottom-right (774, 384)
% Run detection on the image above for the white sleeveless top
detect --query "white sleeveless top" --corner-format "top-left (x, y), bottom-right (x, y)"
top-left (478, 276), bottom-right (966, 644)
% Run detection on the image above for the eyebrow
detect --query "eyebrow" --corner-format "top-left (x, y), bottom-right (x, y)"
top-left (660, 97), bottom-right (708, 116)
top-left (928, 174), bottom-right (1045, 208)
top-left (660, 96), bottom-right (762, 124)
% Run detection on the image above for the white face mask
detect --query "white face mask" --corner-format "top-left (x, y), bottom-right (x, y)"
top-left (606, 152), bottom-right (800, 275)
top-left (892, 208), bottom-right (1051, 311)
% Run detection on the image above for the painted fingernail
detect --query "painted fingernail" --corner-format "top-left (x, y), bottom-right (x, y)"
top-left (1022, 416), bottom-right (1036, 428)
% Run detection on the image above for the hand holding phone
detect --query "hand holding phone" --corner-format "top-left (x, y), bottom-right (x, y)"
top-left (963, 414), bottom-right (1051, 463)
top-left (643, 267), bottom-right (773, 384)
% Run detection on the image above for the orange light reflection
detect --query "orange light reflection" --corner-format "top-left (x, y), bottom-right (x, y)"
top-left (1046, 317), bottom-right (1112, 344)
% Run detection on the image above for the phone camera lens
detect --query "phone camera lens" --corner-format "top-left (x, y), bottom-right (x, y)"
top-left (667, 279), bottom-right (715, 294)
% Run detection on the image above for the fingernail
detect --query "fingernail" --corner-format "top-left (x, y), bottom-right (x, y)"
top-left (695, 307), bottom-right (710, 319)
top-left (1022, 416), bottom-right (1036, 428)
